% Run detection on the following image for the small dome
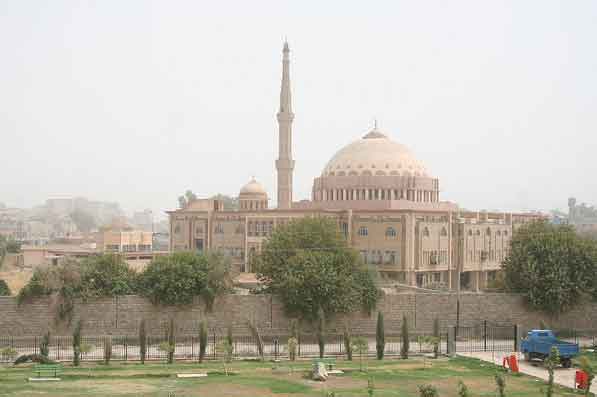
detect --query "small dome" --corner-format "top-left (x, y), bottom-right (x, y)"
top-left (239, 178), bottom-right (267, 197)
top-left (322, 127), bottom-right (430, 177)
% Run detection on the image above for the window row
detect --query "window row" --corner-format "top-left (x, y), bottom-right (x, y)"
top-left (357, 226), bottom-right (399, 238)
top-left (422, 227), bottom-right (448, 237)
top-left (466, 228), bottom-right (509, 237)
top-left (359, 249), bottom-right (400, 265)
top-left (422, 250), bottom-right (448, 266)
top-left (318, 188), bottom-right (437, 203)
top-left (247, 221), bottom-right (274, 237)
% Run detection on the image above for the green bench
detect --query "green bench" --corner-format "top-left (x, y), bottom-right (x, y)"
top-left (312, 358), bottom-right (336, 371)
top-left (31, 364), bottom-right (63, 379)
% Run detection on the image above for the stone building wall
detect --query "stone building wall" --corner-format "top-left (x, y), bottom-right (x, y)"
top-left (1, 293), bottom-right (595, 337)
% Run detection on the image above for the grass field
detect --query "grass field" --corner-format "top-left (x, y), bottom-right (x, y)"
top-left (0, 356), bottom-right (589, 397)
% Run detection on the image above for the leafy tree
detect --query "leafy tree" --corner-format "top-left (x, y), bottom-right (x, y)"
top-left (216, 339), bottom-right (233, 375)
top-left (288, 337), bottom-right (298, 362)
top-left (78, 254), bottom-right (137, 299)
top-left (198, 320), bottom-right (208, 363)
top-left (376, 312), bottom-right (385, 360)
top-left (247, 320), bottom-right (264, 361)
top-left (139, 319), bottom-right (147, 364)
top-left (400, 315), bottom-right (410, 359)
top-left (139, 251), bottom-right (232, 307)
top-left (503, 221), bottom-right (597, 314)
top-left (0, 279), bottom-right (10, 296)
top-left (254, 218), bottom-right (379, 322)
top-left (70, 209), bottom-right (96, 232)
top-left (178, 190), bottom-right (198, 209)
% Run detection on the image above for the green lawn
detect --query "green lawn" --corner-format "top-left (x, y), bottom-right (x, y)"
top-left (0, 357), bottom-right (588, 397)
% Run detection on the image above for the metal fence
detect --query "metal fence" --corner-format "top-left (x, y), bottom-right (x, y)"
top-left (455, 322), bottom-right (517, 352)
top-left (0, 331), bottom-right (448, 363)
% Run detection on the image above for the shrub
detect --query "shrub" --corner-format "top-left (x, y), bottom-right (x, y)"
top-left (495, 372), bottom-right (506, 397)
top-left (73, 319), bottom-right (82, 366)
top-left (40, 331), bottom-right (50, 358)
top-left (216, 340), bottom-right (233, 375)
top-left (367, 378), bottom-right (375, 397)
top-left (376, 312), bottom-right (385, 360)
top-left (139, 319), bottom-right (147, 364)
top-left (199, 320), bottom-right (208, 363)
top-left (14, 354), bottom-right (56, 365)
top-left (352, 337), bottom-right (368, 372)
top-left (544, 346), bottom-right (559, 397)
top-left (0, 279), bottom-right (11, 296)
top-left (316, 307), bottom-right (325, 359)
top-left (418, 384), bottom-right (439, 397)
top-left (457, 380), bottom-right (471, 397)
top-left (400, 315), bottom-right (409, 359)
top-left (103, 336), bottom-right (112, 365)
top-left (247, 320), bottom-right (264, 361)
top-left (289, 319), bottom-right (299, 361)
top-left (579, 356), bottom-right (595, 397)
top-left (288, 337), bottom-right (298, 361)
top-left (343, 324), bottom-right (353, 361)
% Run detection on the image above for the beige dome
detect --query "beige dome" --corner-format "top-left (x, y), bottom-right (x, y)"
top-left (239, 178), bottom-right (267, 197)
top-left (322, 128), bottom-right (430, 178)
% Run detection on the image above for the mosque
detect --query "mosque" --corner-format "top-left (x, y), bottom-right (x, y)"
top-left (168, 42), bottom-right (542, 291)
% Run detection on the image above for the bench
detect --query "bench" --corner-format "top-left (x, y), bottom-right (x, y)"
top-left (31, 364), bottom-right (63, 379)
top-left (312, 358), bottom-right (336, 371)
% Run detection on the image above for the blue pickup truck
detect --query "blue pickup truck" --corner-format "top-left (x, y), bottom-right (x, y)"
top-left (520, 330), bottom-right (579, 368)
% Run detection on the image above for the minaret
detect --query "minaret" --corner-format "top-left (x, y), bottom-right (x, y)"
top-left (276, 41), bottom-right (294, 209)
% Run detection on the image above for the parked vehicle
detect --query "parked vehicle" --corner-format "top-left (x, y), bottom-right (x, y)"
top-left (520, 330), bottom-right (579, 368)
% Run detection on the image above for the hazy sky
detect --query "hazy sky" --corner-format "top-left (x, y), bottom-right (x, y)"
top-left (1, 1), bottom-right (596, 219)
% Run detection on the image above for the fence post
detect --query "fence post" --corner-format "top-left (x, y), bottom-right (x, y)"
top-left (274, 337), bottom-right (279, 361)
top-left (124, 336), bottom-right (128, 361)
top-left (513, 324), bottom-right (520, 352)
top-left (483, 320), bottom-right (487, 352)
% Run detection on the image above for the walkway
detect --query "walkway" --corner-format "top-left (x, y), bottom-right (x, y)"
top-left (458, 351), bottom-right (594, 394)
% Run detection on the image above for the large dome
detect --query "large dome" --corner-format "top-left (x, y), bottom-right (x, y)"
top-left (322, 128), bottom-right (430, 178)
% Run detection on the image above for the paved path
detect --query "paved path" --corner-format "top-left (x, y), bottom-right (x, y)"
top-left (458, 352), bottom-right (594, 394)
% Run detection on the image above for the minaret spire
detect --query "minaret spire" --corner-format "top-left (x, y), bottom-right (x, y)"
top-left (276, 40), bottom-right (295, 209)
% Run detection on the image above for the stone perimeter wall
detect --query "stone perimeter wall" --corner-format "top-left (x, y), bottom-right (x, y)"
top-left (1, 293), bottom-right (596, 337)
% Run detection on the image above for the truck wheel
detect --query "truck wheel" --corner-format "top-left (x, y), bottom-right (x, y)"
top-left (562, 358), bottom-right (572, 368)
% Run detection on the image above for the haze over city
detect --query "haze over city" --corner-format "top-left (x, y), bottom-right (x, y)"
top-left (1, 0), bottom-right (596, 217)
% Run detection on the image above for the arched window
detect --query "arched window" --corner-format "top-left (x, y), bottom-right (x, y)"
top-left (497, 230), bottom-right (501, 236)
top-left (195, 226), bottom-right (203, 235)
top-left (440, 227), bottom-right (448, 237)
top-left (358, 226), bottom-right (368, 237)
top-left (468, 230), bottom-right (473, 236)
top-left (476, 230), bottom-right (481, 236)
top-left (423, 227), bottom-right (430, 237)
top-left (385, 227), bottom-right (397, 238)
top-left (486, 227), bottom-right (491, 236)
top-left (504, 230), bottom-right (509, 236)
top-left (174, 225), bottom-right (181, 234)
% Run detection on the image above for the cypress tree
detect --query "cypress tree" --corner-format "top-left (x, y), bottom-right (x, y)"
top-left (139, 319), bottom-right (147, 364)
top-left (376, 312), bottom-right (385, 360)
top-left (316, 307), bottom-right (325, 359)
top-left (400, 315), bottom-right (409, 359)
top-left (72, 320), bottom-right (82, 366)
top-left (199, 320), bottom-right (208, 363)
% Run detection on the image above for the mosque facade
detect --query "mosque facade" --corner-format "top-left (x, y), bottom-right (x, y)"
top-left (168, 43), bottom-right (543, 291)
